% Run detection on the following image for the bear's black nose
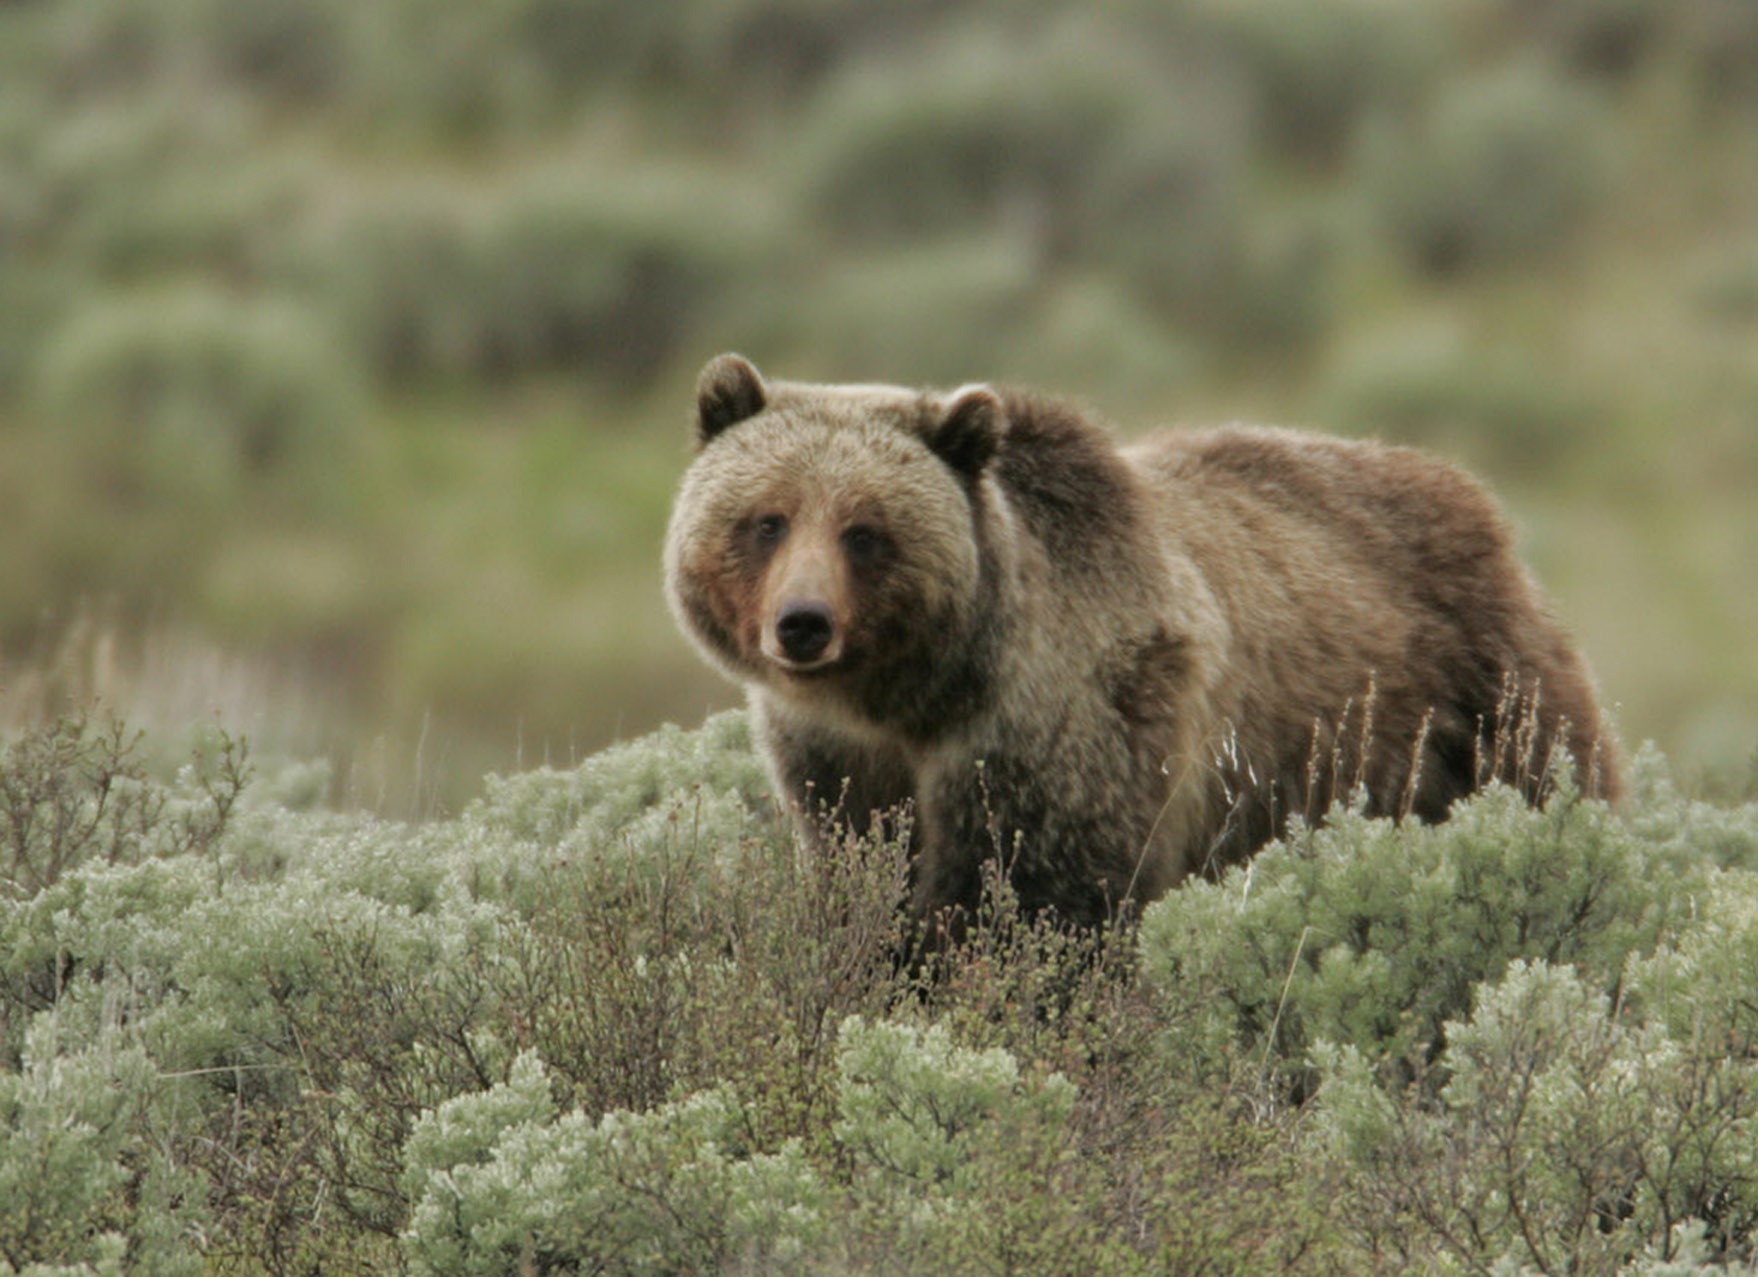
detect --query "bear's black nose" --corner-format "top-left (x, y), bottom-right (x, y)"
top-left (776, 602), bottom-right (835, 663)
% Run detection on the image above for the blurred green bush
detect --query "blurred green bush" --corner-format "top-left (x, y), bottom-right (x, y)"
top-left (299, 168), bottom-right (772, 389)
top-left (9, 94), bottom-right (290, 277)
top-left (1362, 60), bottom-right (1616, 275)
top-left (797, 24), bottom-right (1258, 334)
top-left (1317, 324), bottom-right (1602, 468)
top-left (1189, 0), bottom-right (1447, 167)
top-left (33, 287), bottom-right (364, 514)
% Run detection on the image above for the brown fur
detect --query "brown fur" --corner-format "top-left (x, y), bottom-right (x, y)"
top-left (664, 355), bottom-right (1621, 932)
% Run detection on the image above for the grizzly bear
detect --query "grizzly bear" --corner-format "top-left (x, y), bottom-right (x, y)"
top-left (664, 353), bottom-right (1620, 931)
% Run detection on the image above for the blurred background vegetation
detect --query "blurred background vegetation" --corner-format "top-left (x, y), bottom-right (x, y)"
top-left (1, 0), bottom-right (1754, 810)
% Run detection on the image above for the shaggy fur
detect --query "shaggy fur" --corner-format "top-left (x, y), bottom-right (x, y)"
top-left (664, 354), bottom-right (1621, 930)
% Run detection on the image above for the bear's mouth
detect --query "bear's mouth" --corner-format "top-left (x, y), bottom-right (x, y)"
top-left (764, 650), bottom-right (846, 679)
top-left (760, 639), bottom-right (861, 687)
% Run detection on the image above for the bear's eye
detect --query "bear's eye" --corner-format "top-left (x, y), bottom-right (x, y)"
top-left (752, 514), bottom-right (788, 546)
top-left (841, 524), bottom-right (892, 565)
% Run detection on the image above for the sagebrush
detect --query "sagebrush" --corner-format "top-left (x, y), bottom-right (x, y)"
top-left (2, 712), bottom-right (1757, 1274)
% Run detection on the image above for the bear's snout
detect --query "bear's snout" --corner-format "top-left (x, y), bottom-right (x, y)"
top-left (773, 600), bottom-right (837, 665)
top-left (757, 518), bottom-right (849, 671)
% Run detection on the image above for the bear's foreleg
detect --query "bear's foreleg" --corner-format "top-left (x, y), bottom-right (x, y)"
top-left (912, 744), bottom-right (1158, 933)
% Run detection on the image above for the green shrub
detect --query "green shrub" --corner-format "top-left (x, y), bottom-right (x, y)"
top-left (1318, 957), bottom-right (1758, 1269)
top-left (1002, 274), bottom-right (1199, 407)
top-left (820, 1004), bottom-right (1333, 1274)
top-left (0, 1026), bottom-right (206, 1276)
top-left (1692, 238), bottom-right (1758, 325)
top-left (1075, 93), bottom-right (1252, 334)
top-left (1317, 324), bottom-right (1602, 469)
top-left (0, 256), bottom-right (63, 406)
top-left (3, 0), bottom-right (171, 105)
top-left (797, 28), bottom-right (1113, 245)
top-left (754, 236), bottom-right (1040, 386)
top-left (1189, 0), bottom-right (1447, 166)
top-left (829, 1015), bottom-right (1113, 1274)
top-left (796, 23), bottom-right (1251, 329)
top-left (32, 287), bottom-right (365, 514)
top-left (0, 84), bottom-right (60, 398)
top-left (399, 1018), bottom-right (1104, 1276)
top-left (0, 93), bottom-right (301, 399)
top-left (475, 733), bottom-right (909, 1138)
top-left (6, 711), bottom-right (1757, 1270)
top-left (835, 1015), bottom-right (1072, 1191)
top-left (786, 18), bottom-right (1350, 356)
top-left (672, 0), bottom-right (944, 116)
top-left (69, 142), bottom-right (307, 287)
top-left (1627, 868), bottom-right (1758, 1054)
top-left (331, 0), bottom-right (771, 139)
top-left (2, 809), bottom-right (511, 1266)
top-left (1137, 775), bottom-right (1698, 1096)
top-left (505, 0), bottom-right (678, 99)
top-left (1205, 204), bottom-right (1344, 353)
top-left (1674, 0), bottom-right (1758, 111)
top-left (329, 0), bottom-right (551, 141)
top-left (0, 710), bottom-right (245, 898)
top-left (18, 95), bottom-right (291, 283)
top-left (471, 168), bottom-right (767, 387)
top-left (402, 1065), bottom-right (824, 1275)
top-left (309, 167), bottom-right (770, 388)
top-left (762, 247), bottom-right (1203, 407)
top-left (1065, 24), bottom-right (1336, 349)
top-left (172, 0), bottom-right (352, 105)
top-left (1363, 60), bottom-right (1617, 275)
top-left (461, 710), bottom-right (770, 891)
top-left (292, 183), bottom-right (480, 384)
top-left (1144, 755), bottom-right (1758, 1267)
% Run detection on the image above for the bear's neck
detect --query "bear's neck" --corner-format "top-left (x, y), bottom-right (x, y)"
top-left (851, 395), bottom-right (1153, 748)
top-left (858, 501), bottom-right (1012, 745)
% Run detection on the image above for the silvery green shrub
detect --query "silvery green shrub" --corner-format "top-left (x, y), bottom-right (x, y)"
top-left (401, 1055), bottom-right (824, 1275)
top-left (834, 1014), bottom-right (1074, 1190)
top-left (7, 706), bottom-right (1758, 1270)
top-left (399, 1016), bottom-right (1091, 1275)
top-left (1132, 749), bottom-right (1750, 1097)
top-left (1316, 957), bottom-right (1758, 1269)
top-left (0, 1022), bottom-right (205, 1276)
top-left (466, 709), bottom-right (768, 853)
top-left (0, 712), bottom-right (245, 897)
top-left (1136, 771), bottom-right (1723, 1093)
top-left (830, 1015), bottom-right (1114, 1273)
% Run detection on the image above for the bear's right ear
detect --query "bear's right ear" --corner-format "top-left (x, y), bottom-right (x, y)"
top-left (929, 385), bottom-right (1005, 483)
top-left (695, 353), bottom-right (768, 447)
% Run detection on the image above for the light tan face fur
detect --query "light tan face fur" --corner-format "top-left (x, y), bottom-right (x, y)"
top-left (663, 383), bottom-right (983, 707)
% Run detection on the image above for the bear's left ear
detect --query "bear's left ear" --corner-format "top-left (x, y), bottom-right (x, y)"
top-left (930, 385), bottom-right (1005, 482)
top-left (695, 353), bottom-right (768, 447)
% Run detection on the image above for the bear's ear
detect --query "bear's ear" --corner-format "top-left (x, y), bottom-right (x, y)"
top-left (695, 353), bottom-right (768, 446)
top-left (929, 385), bottom-right (1005, 482)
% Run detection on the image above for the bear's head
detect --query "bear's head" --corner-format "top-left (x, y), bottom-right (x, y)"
top-left (664, 353), bottom-right (1005, 724)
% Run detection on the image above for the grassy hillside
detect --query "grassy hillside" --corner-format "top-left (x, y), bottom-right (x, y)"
top-left (4, 710), bottom-right (1758, 1273)
top-left (1, 0), bottom-right (1755, 805)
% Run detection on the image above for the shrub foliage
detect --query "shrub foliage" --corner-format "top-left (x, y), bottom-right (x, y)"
top-left (3, 713), bottom-right (1757, 1273)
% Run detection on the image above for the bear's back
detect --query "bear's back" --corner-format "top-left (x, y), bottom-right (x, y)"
top-left (1124, 425), bottom-right (1525, 635)
top-left (1123, 423), bottom-right (1617, 848)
